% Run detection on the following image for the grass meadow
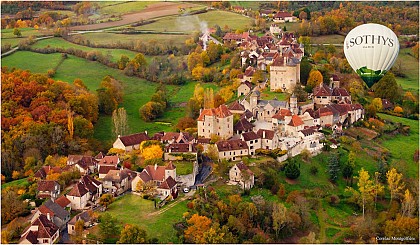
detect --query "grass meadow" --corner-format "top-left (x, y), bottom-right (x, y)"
top-left (99, 1), bottom-right (154, 15)
top-left (394, 48), bottom-right (419, 92)
top-left (105, 193), bottom-right (188, 243)
top-left (31, 38), bottom-right (140, 62)
top-left (1, 51), bottom-right (63, 73)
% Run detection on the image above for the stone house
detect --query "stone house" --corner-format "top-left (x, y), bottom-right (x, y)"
top-left (257, 129), bottom-right (279, 150)
top-left (234, 117), bottom-right (254, 135)
top-left (112, 132), bottom-right (150, 152)
top-left (20, 214), bottom-right (59, 244)
top-left (66, 182), bottom-right (89, 210)
top-left (229, 162), bottom-right (255, 190)
top-left (273, 11), bottom-right (297, 22)
top-left (164, 143), bottom-right (197, 161)
top-left (240, 131), bottom-right (261, 156)
top-left (102, 169), bottom-right (129, 195)
top-left (98, 165), bottom-right (117, 179)
top-left (237, 81), bottom-right (253, 97)
top-left (270, 56), bottom-right (300, 93)
top-left (31, 199), bottom-right (70, 231)
top-left (285, 115), bottom-right (305, 136)
top-left (216, 139), bottom-right (249, 161)
top-left (37, 180), bottom-right (60, 200)
top-left (197, 104), bottom-right (233, 139)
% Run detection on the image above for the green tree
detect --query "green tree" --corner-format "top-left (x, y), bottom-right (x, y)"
top-left (117, 224), bottom-right (148, 244)
top-left (298, 36), bottom-right (312, 56)
top-left (300, 57), bottom-right (312, 85)
top-left (328, 153), bottom-right (340, 183)
top-left (292, 83), bottom-right (308, 102)
top-left (71, 219), bottom-right (85, 243)
top-left (118, 55), bottom-right (130, 70)
top-left (13, 28), bottom-right (22, 37)
top-left (1, 188), bottom-right (29, 225)
top-left (285, 160), bottom-right (300, 179)
top-left (99, 213), bottom-right (120, 242)
top-left (372, 72), bottom-right (401, 103)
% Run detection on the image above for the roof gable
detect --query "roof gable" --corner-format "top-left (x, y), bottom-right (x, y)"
top-left (118, 132), bottom-right (149, 146)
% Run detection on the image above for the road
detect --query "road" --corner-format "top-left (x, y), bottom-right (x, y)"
top-left (1, 35), bottom-right (54, 58)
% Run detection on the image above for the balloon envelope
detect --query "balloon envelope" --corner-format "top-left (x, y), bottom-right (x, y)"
top-left (344, 23), bottom-right (400, 87)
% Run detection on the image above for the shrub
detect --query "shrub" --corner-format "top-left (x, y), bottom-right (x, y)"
top-left (285, 161), bottom-right (300, 179)
top-left (310, 165), bottom-right (318, 175)
top-left (329, 194), bottom-right (340, 205)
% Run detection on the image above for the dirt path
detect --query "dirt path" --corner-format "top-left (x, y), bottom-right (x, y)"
top-left (70, 2), bottom-right (201, 31)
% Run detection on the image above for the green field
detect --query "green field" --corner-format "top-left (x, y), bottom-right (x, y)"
top-left (1, 177), bottom-right (29, 190)
top-left (79, 32), bottom-right (190, 46)
top-left (31, 38), bottom-right (140, 62)
top-left (311, 34), bottom-right (345, 45)
top-left (105, 193), bottom-right (188, 243)
top-left (100, 1), bottom-right (154, 15)
top-left (1, 27), bottom-right (50, 39)
top-left (229, 1), bottom-right (261, 9)
top-left (135, 10), bottom-right (253, 32)
top-left (1, 51), bottom-right (63, 73)
top-left (394, 48), bottom-right (419, 92)
top-left (173, 161), bottom-right (194, 175)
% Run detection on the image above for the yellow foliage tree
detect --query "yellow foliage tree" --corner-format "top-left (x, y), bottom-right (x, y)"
top-left (142, 145), bottom-right (163, 161)
top-left (217, 87), bottom-right (234, 102)
top-left (46, 173), bottom-right (61, 181)
top-left (386, 168), bottom-right (405, 204)
top-left (184, 214), bottom-right (212, 244)
top-left (371, 98), bottom-right (383, 111)
top-left (394, 106), bottom-right (403, 113)
top-left (401, 189), bottom-right (416, 217)
top-left (12, 171), bottom-right (21, 180)
top-left (307, 69), bottom-right (323, 89)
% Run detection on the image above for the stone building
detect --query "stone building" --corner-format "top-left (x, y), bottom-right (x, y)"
top-left (197, 104), bottom-right (233, 139)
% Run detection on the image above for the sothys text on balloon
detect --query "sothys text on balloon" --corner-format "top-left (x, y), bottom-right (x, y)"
top-left (347, 35), bottom-right (395, 48)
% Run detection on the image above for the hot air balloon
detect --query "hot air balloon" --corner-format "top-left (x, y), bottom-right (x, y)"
top-left (344, 23), bottom-right (400, 88)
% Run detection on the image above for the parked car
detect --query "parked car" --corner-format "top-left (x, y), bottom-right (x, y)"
top-left (183, 187), bottom-right (189, 193)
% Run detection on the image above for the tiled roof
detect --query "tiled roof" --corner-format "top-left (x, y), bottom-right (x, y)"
top-left (31, 214), bottom-right (59, 239)
top-left (103, 170), bottom-right (128, 183)
top-left (81, 175), bottom-right (101, 194)
top-left (223, 33), bottom-right (243, 41)
top-left (138, 171), bottom-right (152, 183)
top-left (313, 83), bottom-right (332, 97)
top-left (331, 74), bottom-right (340, 81)
top-left (55, 196), bottom-right (71, 208)
top-left (197, 138), bottom-right (211, 144)
top-left (151, 132), bottom-right (165, 141)
top-left (274, 11), bottom-right (293, 19)
top-left (216, 139), bottom-right (248, 152)
top-left (69, 210), bottom-right (91, 225)
top-left (288, 115), bottom-right (304, 127)
top-left (144, 165), bottom-right (166, 182)
top-left (244, 66), bottom-right (255, 77)
top-left (241, 131), bottom-right (260, 141)
top-left (67, 182), bottom-right (88, 197)
top-left (241, 110), bottom-right (253, 120)
top-left (98, 156), bottom-right (119, 165)
top-left (234, 118), bottom-right (254, 132)
top-left (158, 176), bottom-right (177, 190)
top-left (98, 165), bottom-right (116, 175)
top-left (166, 161), bottom-right (176, 170)
top-left (272, 108), bottom-right (292, 120)
top-left (37, 180), bottom-right (58, 192)
top-left (22, 230), bottom-right (38, 244)
top-left (197, 104), bottom-right (232, 121)
top-left (256, 129), bottom-right (275, 140)
top-left (332, 87), bottom-right (350, 96)
top-left (235, 162), bottom-right (254, 175)
top-left (228, 101), bottom-right (245, 111)
top-left (161, 132), bottom-right (180, 141)
top-left (382, 99), bottom-right (393, 109)
top-left (118, 132), bottom-right (149, 147)
top-left (95, 152), bottom-right (104, 160)
top-left (300, 128), bottom-right (315, 136)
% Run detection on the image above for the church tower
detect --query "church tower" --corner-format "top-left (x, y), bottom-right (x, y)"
top-left (165, 161), bottom-right (176, 180)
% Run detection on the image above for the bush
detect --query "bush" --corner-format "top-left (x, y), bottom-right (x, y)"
top-left (285, 161), bottom-right (300, 179)
top-left (310, 165), bottom-right (318, 175)
top-left (329, 194), bottom-right (340, 206)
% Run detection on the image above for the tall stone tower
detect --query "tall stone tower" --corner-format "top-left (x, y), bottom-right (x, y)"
top-left (250, 91), bottom-right (260, 109)
top-left (165, 161), bottom-right (176, 180)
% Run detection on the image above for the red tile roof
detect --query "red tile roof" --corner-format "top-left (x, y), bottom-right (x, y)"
top-left (144, 165), bottom-right (166, 182)
top-left (158, 176), bottom-right (177, 190)
top-left (216, 139), bottom-right (248, 152)
top-left (31, 214), bottom-right (59, 239)
top-left (103, 170), bottom-right (128, 183)
top-left (98, 156), bottom-right (119, 165)
top-left (37, 180), bottom-right (59, 192)
top-left (241, 131), bottom-right (260, 141)
top-left (272, 109), bottom-right (292, 120)
top-left (332, 87), bottom-right (350, 97)
top-left (161, 132), bottom-right (180, 141)
top-left (256, 129), bottom-right (275, 140)
top-left (99, 165), bottom-right (116, 175)
top-left (165, 143), bottom-right (196, 153)
top-left (288, 115), bottom-right (304, 127)
top-left (55, 196), bottom-right (71, 208)
top-left (118, 132), bottom-right (149, 147)
top-left (166, 161), bottom-right (176, 170)
top-left (244, 66), bottom-right (255, 77)
top-left (67, 182), bottom-right (88, 197)
top-left (313, 83), bottom-right (332, 97)
top-left (235, 162), bottom-right (254, 176)
top-left (228, 101), bottom-right (245, 111)
top-left (197, 104), bottom-right (232, 121)
top-left (274, 11), bottom-right (293, 19)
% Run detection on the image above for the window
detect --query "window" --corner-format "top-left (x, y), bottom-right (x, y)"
top-left (203, 129), bottom-right (204, 132)
top-left (255, 140), bottom-right (258, 143)
top-left (250, 146), bottom-right (254, 149)
top-left (224, 152), bottom-right (226, 156)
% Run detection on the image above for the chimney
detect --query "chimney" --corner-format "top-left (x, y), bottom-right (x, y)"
top-left (199, 108), bottom-right (202, 115)
top-left (263, 130), bottom-right (266, 139)
top-left (189, 143), bottom-right (192, 152)
top-left (283, 57), bottom-right (286, 64)
top-left (154, 164), bottom-right (157, 170)
top-left (47, 213), bottom-right (51, 221)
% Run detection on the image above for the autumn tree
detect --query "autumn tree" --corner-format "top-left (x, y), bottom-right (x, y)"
top-left (272, 202), bottom-right (287, 239)
top-left (306, 69), bottom-right (323, 91)
top-left (299, 231), bottom-right (320, 244)
top-left (401, 189), bottom-right (416, 217)
top-left (203, 88), bottom-right (215, 109)
top-left (67, 110), bottom-right (74, 139)
top-left (142, 145), bottom-right (163, 161)
top-left (13, 28), bottom-right (22, 37)
top-left (118, 55), bottom-right (130, 70)
top-left (71, 219), bottom-right (85, 243)
top-left (384, 215), bottom-right (419, 241)
top-left (412, 42), bottom-right (419, 60)
top-left (97, 76), bottom-right (123, 115)
top-left (184, 214), bottom-right (212, 244)
top-left (99, 193), bottom-right (114, 210)
top-left (1, 188), bottom-right (30, 224)
top-left (346, 168), bottom-right (374, 219)
top-left (386, 168), bottom-right (405, 204)
top-left (371, 98), bottom-right (383, 111)
top-left (112, 107), bottom-right (129, 138)
top-left (117, 224), bottom-right (148, 244)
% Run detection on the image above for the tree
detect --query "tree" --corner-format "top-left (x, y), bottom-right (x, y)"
top-left (384, 215), bottom-right (419, 241)
top-left (176, 117), bottom-right (196, 131)
top-left (203, 88), bottom-right (215, 109)
top-left (386, 168), bottom-right (405, 204)
top-left (292, 83), bottom-right (308, 102)
top-left (272, 203), bottom-right (287, 239)
top-left (13, 28), bottom-right (22, 37)
top-left (117, 224), bottom-right (148, 244)
top-left (99, 213), bottom-right (120, 241)
top-left (285, 161), bottom-right (300, 179)
top-left (372, 72), bottom-right (401, 103)
top-left (112, 107), bottom-right (129, 138)
top-left (298, 37), bottom-right (312, 56)
top-left (97, 76), bottom-right (123, 115)
top-left (71, 219), bottom-right (85, 243)
top-left (118, 55), bottom-right (130, 70)
top-left (328, 153), bottom-right (340, 183)
top-left (184, 214), bottom-right (212, 244)
top-left (342, 163), bottom-right (353, 185)
top-left (139, 101), bottom-right (164, 121)
top-left (299, 231), bottom-right (320, 244)
top-left (99, 194), bottom-right (114, 210)
top-left (67, 110), bottom-right (74, 139)
top-left (142, 145), bottom-right (163, 161)
top-left (401, 189), bottom-right (416, 217)
top-left (351, 168), bottom-right (374, 219)
top-left (412, 42), bottom-right (419, 60)
top-left (1, 188), bottom-right (29, 225)
top-left (371, 98), bottom-right (383, 111)
top-left (277, 184), bottom-right (286, 200)
top-left (306, 69), bottom-right (323, 90)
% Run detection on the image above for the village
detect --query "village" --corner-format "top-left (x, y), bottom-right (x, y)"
top-left (16, 19), bottom-right (369, 243)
